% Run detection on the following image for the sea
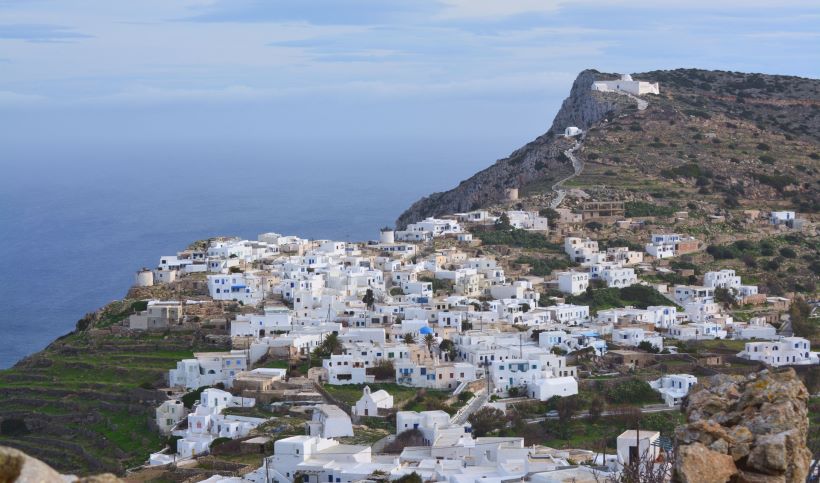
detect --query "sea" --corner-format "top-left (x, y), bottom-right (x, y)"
top-left (0, 128), bottom-right (548, 368)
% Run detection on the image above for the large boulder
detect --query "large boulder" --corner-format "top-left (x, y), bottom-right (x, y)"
top-left (0, 446), bottom-right (122, 483)
top-left (676, 442), bottom-right (737, 483)
top-left (675, 368), bottom-right (810, 483)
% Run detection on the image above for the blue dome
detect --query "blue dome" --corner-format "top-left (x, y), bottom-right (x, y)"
top-left (419, 326), bottom-right (433, 335)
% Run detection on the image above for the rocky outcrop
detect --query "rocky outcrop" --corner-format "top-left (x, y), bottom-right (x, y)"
top-left (0, 445), bottom-right (122, 483)
top-left (675, 368), bottom-right (811, 483)
top-left (395, 69), bottom-right (633, 228)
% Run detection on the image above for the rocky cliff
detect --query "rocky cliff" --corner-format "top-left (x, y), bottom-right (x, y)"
top-left (397, 68), bottom-right (820, 227)
top-left (675, 368), bottom-right (811, 483)
top-left (395, 69), bottom-right (633, 228)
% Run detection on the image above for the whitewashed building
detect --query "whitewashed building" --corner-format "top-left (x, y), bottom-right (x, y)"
top-left (353, 386), bottom-right (394, 417)
top-left (306, 404), bottom-right (354, 438)
top-left (737, 337), bottom-right (818, 367)
top-left (650, 374), bottom-right (697, 407)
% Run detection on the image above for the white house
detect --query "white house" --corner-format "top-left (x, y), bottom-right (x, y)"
top-left (128, 300), bottom-right (182, 331)
top-left (612, 327), bottom-right (663, 351)
top-left (703, 269), bottom-right (742, 291)
top-left (737, 337), bottom-right (818, 367)
top-left (649, 374), bottom-right (697, 407)
top-left (156, 399), bottom-right (187, 435)
top-left (616, 430), bottom-right (660, 466)
top-left (546, 304), bottom-right (590, 325)
top-left (592, 74), bottom-right (659, 96)
top-left (770, 211), bottom-right (795, 225)
top-left (395, 410), bottom-right (467, 446)
top-left (667, 322), bottom-right (726, 341)
top-left (395, 360), bottom-right (477, 390)
top-left (564, 126), bottom-right (583, 137)
top-left (231, 306), bottom-right (292, 337)
top-left (600, 266), bottom-right (637, 288)
top-left (207, 273), bottom-right (265, 304)
top-left (673, 285), bottom-right (715, 305)
top-left (353, 386), bottom-right (394, 417)
top-left (168, 351), bottom-right (248, 390)
top-left (322, 354), bottom-right (369, 385)
top-left (260, 435), bottom-right (399, 483)
top-left (489, 358), bottom-right (578, 401)
top-left (306, 404), bottom-right (354, 438)
top-left (506, 211), bottom-right (550, 231)
top-left (557, 271), bottom-right (589, 296)
top-left (150, 388), bottom-right (262, 465)
top-left (564, 237), bottom-right (599, 264)
top-left (645, 234), bottom-right (679, 259)
top-left (733, 321), bottom-right (777, 340)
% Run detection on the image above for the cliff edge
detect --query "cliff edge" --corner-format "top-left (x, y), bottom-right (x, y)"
top-left (395, 69), bottom-right (633, 228)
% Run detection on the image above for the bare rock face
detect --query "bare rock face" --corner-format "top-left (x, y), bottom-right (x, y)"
top-left (0, 446), bottom-right (122, 483)
top-left (674, 368), bottom-right (810, 483)
top-left (395, 69), bottom-right (632, 228)
top-left (676, 442), bottom-right (737, 483)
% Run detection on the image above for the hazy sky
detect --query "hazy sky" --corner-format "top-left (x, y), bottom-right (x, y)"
top-left (1, 0), bottom-right (819, 178)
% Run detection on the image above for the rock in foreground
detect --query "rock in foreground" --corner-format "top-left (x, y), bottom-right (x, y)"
top-left (675, 368), bottom-right (811, 483)
top-left (0, 446), bottom-right (122, 483)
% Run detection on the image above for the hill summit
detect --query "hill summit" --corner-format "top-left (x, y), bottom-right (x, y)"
top-left (397, 68), bottom-right (820, 227)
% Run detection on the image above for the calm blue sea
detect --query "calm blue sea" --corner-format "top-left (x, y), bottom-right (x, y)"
top-left (0, 91), bottom-right (565, 369)
top-left (0, 135), bottom-right (527, 368)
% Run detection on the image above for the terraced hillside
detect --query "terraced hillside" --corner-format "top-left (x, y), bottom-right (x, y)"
top-left (0, 300), bottom-right (227, 474)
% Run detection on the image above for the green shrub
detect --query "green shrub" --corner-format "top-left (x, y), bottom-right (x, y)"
top-left (182, 386), bottom-right (208, 409)
top-left (516, 256), bottom-right (572, 276)
top-left (605, 378), bottom-right (658, 404)
top-left (624, 201), bottom-right (677, 218)
top-left (472, 227), bottom-right (560, 249)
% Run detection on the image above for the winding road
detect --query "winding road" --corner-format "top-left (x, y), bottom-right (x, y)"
top-left (549, 139), bottom-right (585, 209)
top-left (549, 90), bottom-right (649, 209)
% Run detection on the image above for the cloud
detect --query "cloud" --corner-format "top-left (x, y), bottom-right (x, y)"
top-left (0, 90), bottom-right (47, 105)
top-left (435, 0), bottom-right (562, 20)
top-left (181, 0), bottom-right (427, 25)
top-left (0, 24), bottom-right (92, 43)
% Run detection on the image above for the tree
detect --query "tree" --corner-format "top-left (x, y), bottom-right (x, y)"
top-left (403, 333), bottom-right (417, 345)
top-left (362, 288), bottom-right (375, 310)
top-left (423, 333), bottom-right (436, 354)
top-left (495, 213), bottom-right (512, 230)
top-left (439, 339), bottom-right (457, 361)
top-left (555, 395), bottom-right (579, 439)
top-left (468, 407), bottom-right (506, 437)
top-left (588, 395), bottom-right (605, 422)
top-left (713, 287), bottom-right (737, 308)
top-left (637, 340), bottom-right (660, 354)
top-left (315, 332), bottom-right (343, 357)
top-left (394, 473), bottom-right (423, 483)
top-left (538, 207), bottom-right (560, 225)
top-left (0, 418), bottom-right (29, 436)
top-left (790, 298), bottom-right (816, 338)
top-left (585, 221), bottom-right (603, 231)
top-left (384, 430), bottom-right (425, 453)
top-left (370, 360), bottom-right (395, 380)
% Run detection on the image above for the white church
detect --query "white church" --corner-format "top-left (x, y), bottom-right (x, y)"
top-left (592, 74), bottom-right (659, 95)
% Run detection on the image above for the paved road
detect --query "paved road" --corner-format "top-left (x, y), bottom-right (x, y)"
top-left (623, 92), bottom-right (649, 110)
top-left (524, 403), bottom-right (677, 424)
top-left (451, 389), bottom-right (489, 425)
top-left (548, 90), bottom-right (649, 209)
top-left (549, 140), bottom-right (585, 209)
